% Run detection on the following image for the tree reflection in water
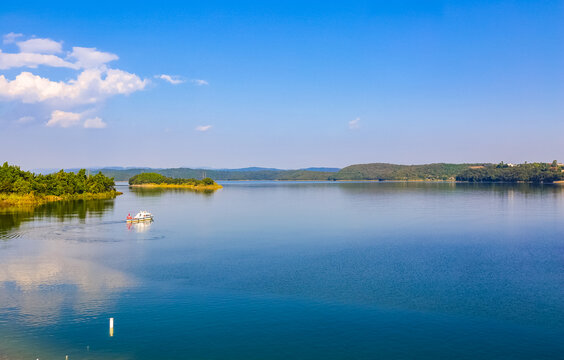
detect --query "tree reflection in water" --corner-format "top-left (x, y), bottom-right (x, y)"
top-left (129, 186), bottom-right (218, 197)
top-left (0, 198), bottom-right (115, 237)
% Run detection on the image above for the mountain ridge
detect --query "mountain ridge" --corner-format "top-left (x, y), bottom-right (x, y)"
top-left (30, 162), bottom-right (564, 183)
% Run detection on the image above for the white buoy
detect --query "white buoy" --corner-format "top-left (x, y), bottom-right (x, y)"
top-left (109, 317), bottom-right (114, 337)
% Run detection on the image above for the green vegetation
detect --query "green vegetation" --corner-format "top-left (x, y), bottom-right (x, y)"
top-left (275, 170), bottom-right (335, 180)
top-left (128, 172), bottom-right (221, 188)
top-left (331, 162), bottom-right (564, 183)
top-left (0, 162), bottom-right (120, 206)
top-left (36, 161), bottom-right (564, 184)
top-left (456, 162), bottom-right (564, 183)
top-left (330, 163), bottom-right (483, 181)
top-left (100, 168), bottom-right (334, 181)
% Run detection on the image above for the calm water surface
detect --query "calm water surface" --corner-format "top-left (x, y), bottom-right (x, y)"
top-left (0, 182), bottom-right (563, 359)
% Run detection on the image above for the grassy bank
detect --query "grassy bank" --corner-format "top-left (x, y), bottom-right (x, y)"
top-left (0, 191), bottom-right (122, 207)
top-left (130, 183), bottom-right (223, 191)
top-left (1, 163), bottom-right (120, 208)
top-left (128, 172), bottom-right (222, 190)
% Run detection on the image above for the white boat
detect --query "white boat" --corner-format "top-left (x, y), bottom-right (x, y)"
top-left (126, 211), bottom-right (154, 223)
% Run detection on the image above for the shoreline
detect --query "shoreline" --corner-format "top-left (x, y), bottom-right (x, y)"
top-left (216, 179), bottom-right (563, 184)
top-left (130, 183), bottom-right (223, 190)
top-left (0, 191), bottom-right (123, 208)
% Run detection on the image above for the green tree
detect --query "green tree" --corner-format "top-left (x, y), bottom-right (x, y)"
top-left (202, 177), bottom-right (215, 185)
top-left (0, 163), bottom-right (116, 196)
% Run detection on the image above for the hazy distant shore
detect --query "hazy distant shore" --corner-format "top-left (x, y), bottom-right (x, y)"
top-left (83, 162), bottom-right (564, 183)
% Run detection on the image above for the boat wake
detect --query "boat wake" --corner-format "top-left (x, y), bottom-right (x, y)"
top-left (0, 220), bottom-right (131, 241)
top-left (0, 231), bottom-right (24, 240)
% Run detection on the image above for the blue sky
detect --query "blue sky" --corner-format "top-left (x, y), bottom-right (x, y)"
top-left (0, 0), bottom-right (562, 169)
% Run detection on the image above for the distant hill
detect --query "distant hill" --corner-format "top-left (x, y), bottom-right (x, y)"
top-left (95, 163), bottom-right (486, 181)
top-left (456, 162), bottom-right (564, 183)
top-left (225, 167), bottom-right (339, 172)
top-left (93, 167), bottom-right (336, 181)
top-left (32, 166), bottom-right (151, 175)
top-left (330, 163), bottom-right (486, 181)
top-left (301, 167), bottom-right (340, 172)
top-left (40, 162), bottom-right (562, 182)
top-left (217, 167), bottom-right (282, 172)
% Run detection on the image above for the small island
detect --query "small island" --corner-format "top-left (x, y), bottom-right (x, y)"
top-left (0, 162), bottom-right (121, 207)
top-left (128, 172), bottom-right (223, 190)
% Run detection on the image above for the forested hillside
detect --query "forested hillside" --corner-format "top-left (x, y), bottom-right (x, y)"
top-left (100, 168), bottom-right (334, 181)
top-left (330, 163), bottom-right (483, 181)
top-left (456, 162), bottom-right (564, 182)
top-left (37, 161), bottom-right (564, 183)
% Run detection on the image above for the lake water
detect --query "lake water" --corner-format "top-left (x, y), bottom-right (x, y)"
top-left (1, 182), bottom-right (563, 359)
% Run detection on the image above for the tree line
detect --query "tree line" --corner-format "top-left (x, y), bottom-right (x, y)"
top-left (100, 167), bottom-right (333, 181)
top-left (0, 162), bottom-right (116, 195)
top-left (330, 163), bottom-right (483, 181)
top-left (128, 172), bottom-right (217, 186)
top-left (456, 162), bottom-right (564, 183)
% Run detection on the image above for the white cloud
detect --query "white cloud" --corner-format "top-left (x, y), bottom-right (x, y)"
top-left (3, 32), bottom-right (23, 44)
top-left (46, 110), bottom-right (81, 128)
top-left (16, 116), bottom-right (35, 123)
top-left (83, 116), bottom-right (107, 129)
top-left (98, 69), bottom-right (148, 95)
top-left (0, 69), bottom-right (147, 104)
top-left (0, 33), bottom-right (153, 128)
top-left (157, 74), bottom-right (184, 85)
top-left (0, 45), bottom-right (117, 70)
top-left (0, 49), bottom-right (78, 70)
top-left (69, 47), bottom-right (118, 69)
top-left (17, 38), bottom-right (62, 54)
top-left (348, 117), bottom-right (360, 130)
top-left (195, 125), bottom-right (212, 132)
top-left (45, 111), bottom-right (107, 129)
top-left (191, 79), bottom-right (209, 86)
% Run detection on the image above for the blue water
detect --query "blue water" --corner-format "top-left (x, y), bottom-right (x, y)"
top-left (0, 182), bottom-right (563, 359)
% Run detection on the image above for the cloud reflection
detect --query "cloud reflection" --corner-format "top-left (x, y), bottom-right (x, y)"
top-left (0, 254), bottom-right (133, 325)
